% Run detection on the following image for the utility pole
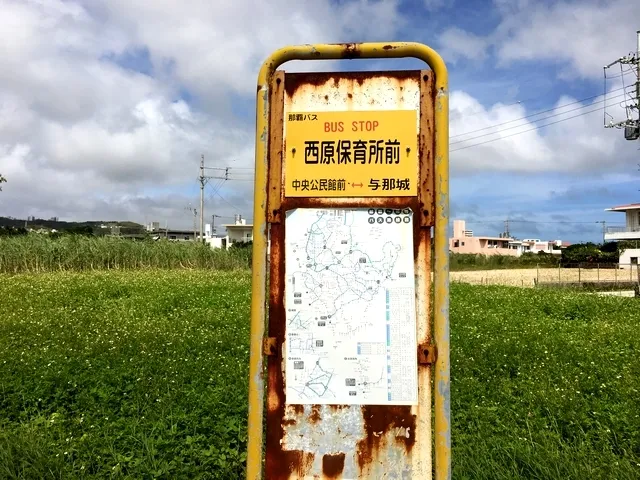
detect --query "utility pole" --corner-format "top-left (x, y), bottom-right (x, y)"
top-left (200, 155), bottom-right (204, 242)
top-left (637, 29), bottom-right (640, 125)
top-left (603, 30), bottom-right (640, 140)
top-left (185, 203), bottom-right (198, 241)
top-left (192, 209), bottom-right (197, 240)
top-left (198, 154), bottom-right (218, 243)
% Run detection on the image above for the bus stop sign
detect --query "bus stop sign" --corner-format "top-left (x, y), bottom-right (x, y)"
top-left (247, 43), bottom-right (450, 480)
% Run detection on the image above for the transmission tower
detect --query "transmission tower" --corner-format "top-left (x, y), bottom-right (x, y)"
top-left (503, 219), bottom-right (511, 239)
top-left (603, 30), bottom-right (640, 141)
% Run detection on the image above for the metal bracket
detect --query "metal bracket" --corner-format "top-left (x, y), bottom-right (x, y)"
top-left (263, 337), bottom-right (277, 356)
top-left (418, 343), bottom-right (438, 365)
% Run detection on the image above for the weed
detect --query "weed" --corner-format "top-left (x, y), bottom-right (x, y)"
top-left (0, 272), bottom-right (638, 478)
top-left (0, 236), bottom-right (251, 273)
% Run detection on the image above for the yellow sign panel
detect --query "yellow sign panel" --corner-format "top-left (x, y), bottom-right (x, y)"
top-left (284, 110), bottom-right (418, 197)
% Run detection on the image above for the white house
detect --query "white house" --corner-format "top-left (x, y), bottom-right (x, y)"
top-left (604, 203), bottom-right (640, 241)
top-left (224, 215), bottom-right (253, 244)
top-left (204, 214), bottom-right (271, 252)
top-left (604, 203), bottom-right (640, 267)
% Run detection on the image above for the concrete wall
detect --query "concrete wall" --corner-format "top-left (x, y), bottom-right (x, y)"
top-left (620, 248), bottom-right (640, 268)
top-left (449, 237), bottom-right (518, 256)
top-left (626, 210), bottom-right (640, 230)
top-left (227, 227), bottom-right (253, 244)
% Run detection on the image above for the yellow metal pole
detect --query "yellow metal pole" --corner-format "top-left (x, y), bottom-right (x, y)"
top-left (246, 56), bottom-right (270, 480)
top-left (247, 42), bottom-right (450, 480)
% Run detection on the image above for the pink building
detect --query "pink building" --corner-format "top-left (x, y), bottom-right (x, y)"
top-left (449, 220), bottom-right (518, 256)
top-left (449, 219), bottom-right (566, 256)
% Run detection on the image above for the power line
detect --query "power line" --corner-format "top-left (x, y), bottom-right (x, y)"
top-left (213, 91), bottom-right (632, 166)
top-left (452, 89), bottom-right (629, 141)
top-left (205, 87), bottom-right (633, 175)
top-left (205, 182), bottom-right (247, 217)
top-left (454, 69), bottom-right (562, 118)
top-left (602, 30), bottom-right (640, 135)
top-left (464, 219), bottom-right (624, 225)
top-left (605, 66), bottom-right (636, 79)
top-left (451, 102), bottom-right (619, 152)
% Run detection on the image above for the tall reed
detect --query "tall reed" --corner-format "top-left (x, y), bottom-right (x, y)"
top-left (0, 235), bottom-right (251, 273)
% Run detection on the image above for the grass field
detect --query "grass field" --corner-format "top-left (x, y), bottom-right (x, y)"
top-left (0, 235), bottom-right (251, 273)
top-left (1, 270), bottom-right (639, 478)
top-left (0, 234), bottom-right (563, 274)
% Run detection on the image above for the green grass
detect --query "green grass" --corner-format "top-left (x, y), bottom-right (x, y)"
top-left (0, 235), bottom-right (251, 273)
top-left (449, 252), bottom-right (560, 271)
top-left (0, 270), bottom-right (250, 479)
top-left (0, 234), bottom-right (563, 274)
top-left (451, 284), bottom-right (640, 478)
top-left (0, 270), bottom-right (639, 478)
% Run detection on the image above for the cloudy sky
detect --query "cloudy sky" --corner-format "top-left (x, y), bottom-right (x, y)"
top-left (0, 0), bottom-right (639, 243)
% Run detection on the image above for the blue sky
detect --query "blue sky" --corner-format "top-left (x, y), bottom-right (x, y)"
top-left (0, 0), bottom-right (639, 243)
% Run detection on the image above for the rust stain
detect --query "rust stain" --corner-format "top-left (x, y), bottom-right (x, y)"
top-left (382, 44), bottom-right (396, 50)
top-left (418, 342), bottom-right (438, 364)
top-left (356, 406), bottom-right (417, 472)
top-left (309, 405), bottom-right (321, 424)
top-left (265, 222), bottom-right (292, 477)
top-left (268, 450), bottom-right (315, 480)
top-left (266, 359), bottom-right (280, 413)
top-left (341, 42), bottom-right (361, 58)
top-left (265, 68), bottom-right (437, 478)
top-left (419, 70), bottom-right (435, 228)
top-left (322, 453), bottom-right (346, 478)
top-left (412, 210), bottom-right (423, 260)
top-left (283, 70), bottom-right (419, 98)
top-left (267, 71), bottom-right (284, 223)
top-left (346, 91), bottom-right (353, 110)
top-left (282, 196), bottom-right (421, 211)
top-left (328, 404), bottom-right (349, 412)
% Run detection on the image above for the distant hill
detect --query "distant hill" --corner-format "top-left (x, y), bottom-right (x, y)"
top-left (0, 217), bottom-right (146, 235)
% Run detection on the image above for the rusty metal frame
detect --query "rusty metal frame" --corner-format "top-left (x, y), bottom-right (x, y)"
top-left (248, 42), bottom-right (450, 480)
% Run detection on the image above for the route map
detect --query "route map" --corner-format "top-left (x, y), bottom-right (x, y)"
top-left (284, 207), bottom-right (418, 405)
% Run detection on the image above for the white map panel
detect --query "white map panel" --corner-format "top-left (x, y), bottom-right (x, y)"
top-left (284, 208), bottom-right (418, 406)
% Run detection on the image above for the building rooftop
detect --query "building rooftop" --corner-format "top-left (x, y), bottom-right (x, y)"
top-left (222, 223), bottom-right (252, 228)
top-left (222, 214), bottom-right (251, 229)
top-left (605, 203), bottom-right (640, 212)
top-left (473, 235), bottom-right (513, 241)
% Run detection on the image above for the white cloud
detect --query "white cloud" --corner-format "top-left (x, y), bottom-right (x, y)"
top-left (0, 0), bottom-right (405, 227)
top-left (438, 27), bottom-right (490, 64)
top-left (495, 0), bottom-right (640, 80)
top-left (442, 0), bottom-right (640, 80)
top-left (97, 0), bottom-right (404, 100)
top-left (449, 80), bottom-right (635, 174)
top-left (0, 0), bottom-right (639, 231)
